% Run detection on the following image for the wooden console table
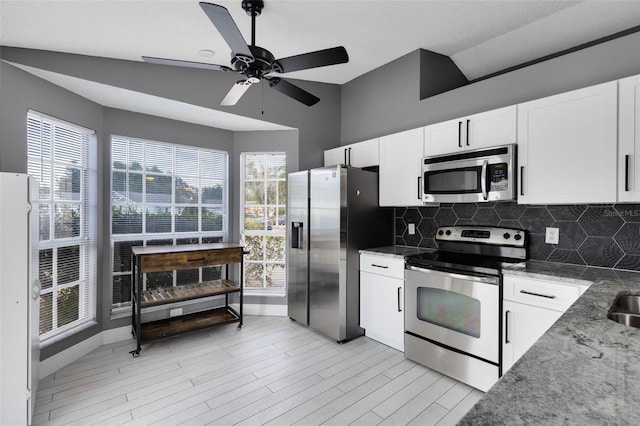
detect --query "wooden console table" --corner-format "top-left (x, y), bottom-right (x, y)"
top-left (130, 243), bottom-right (245, 356)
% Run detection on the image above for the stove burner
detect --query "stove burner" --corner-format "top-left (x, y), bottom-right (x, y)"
top-left (406, 225), bottom-right (528, 277)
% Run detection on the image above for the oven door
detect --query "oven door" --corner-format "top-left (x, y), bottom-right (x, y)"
top-left (422, 144), bottom-right (515, 203)
top-left (405, 266), bottom-right (500, 363)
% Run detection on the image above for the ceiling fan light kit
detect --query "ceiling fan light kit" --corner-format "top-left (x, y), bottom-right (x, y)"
top-left (143, 1), bottom-right (349, 107)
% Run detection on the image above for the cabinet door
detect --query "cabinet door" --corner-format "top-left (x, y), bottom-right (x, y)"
top-left (360, 270), bottom-right (404, 351)
top-left (619, 74), bottom-right (640, 202)
top-left (324, 146), bottom-right (347, 167)
top-left (349, 138), bottom-right (379, 168)
top-left (467, 106), bottom-right (516, 150)
top-left (503, 300), bottom-right (562, 373)
top-left (517, 81), bottom-right (617, 204)
top-left (424, 118), bottom-right (463, 156)
top-left (379, 127), bottom-right (424, 206)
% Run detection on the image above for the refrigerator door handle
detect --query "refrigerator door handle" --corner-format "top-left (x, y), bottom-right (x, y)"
top-left (291, 222), bottom-right (304, 249)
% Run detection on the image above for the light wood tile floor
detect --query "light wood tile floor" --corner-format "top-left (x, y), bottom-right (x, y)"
top-left (33, 316), bottom-right (484, 426)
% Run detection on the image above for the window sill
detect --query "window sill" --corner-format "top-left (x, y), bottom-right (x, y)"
top-left (40, 320), bottom-right (98, 349)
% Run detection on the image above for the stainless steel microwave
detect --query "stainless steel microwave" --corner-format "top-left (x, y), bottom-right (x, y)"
top-left (422, 144), bottom-right (516, 203)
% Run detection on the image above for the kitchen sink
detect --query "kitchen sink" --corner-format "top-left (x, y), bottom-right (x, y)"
top-left (608, 294), bottom-right (640, 328)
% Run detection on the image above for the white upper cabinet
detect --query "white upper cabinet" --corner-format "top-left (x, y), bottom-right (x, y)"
top-left (379, 127), bottom-right (424, 206)
top-left (424, 106), bottom-right (517, 156)
top-left (517, 81), bottom-right (618, 204)
top-left (618, 74), bottom-right (640, 202)
top-left (324, 138), bottom-right (379, 168)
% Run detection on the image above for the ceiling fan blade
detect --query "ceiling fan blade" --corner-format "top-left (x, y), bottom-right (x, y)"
top-left (273, 46), bottom-right (349, 74)
top-left (142, 56), bottom-right (232, 71)
top-left (266, 77), bottom-right (320, 106)
top-left (221, 80), bottom-right (253, 106)
top-left (199, 2), bottom-right (253, 61)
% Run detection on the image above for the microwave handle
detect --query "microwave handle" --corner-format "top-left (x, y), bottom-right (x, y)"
top-left (481, 160), bottom-right (488, 200)
top-left (417, 176), bottom-right (422, 200)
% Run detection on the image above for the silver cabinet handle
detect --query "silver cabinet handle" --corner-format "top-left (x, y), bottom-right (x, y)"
top-left (520, 289), bottom-right (556, 299)
top-left (397, 287), bottom-right (402, 312)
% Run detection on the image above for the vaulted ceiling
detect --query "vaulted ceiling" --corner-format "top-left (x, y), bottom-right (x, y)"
top-left (2, 1), bottom-right (640, 130)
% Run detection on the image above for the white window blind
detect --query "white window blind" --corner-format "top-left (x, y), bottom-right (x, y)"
top-left (110, 136), bottom-right (228, 311)
top-left (27, 111), bottom-right (97, 341)
top-left (240, 153), bottom-right (286, 293)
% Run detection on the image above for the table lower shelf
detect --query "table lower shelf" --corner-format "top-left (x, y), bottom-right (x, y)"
top-left (138, 306), bottom-right (240, 343)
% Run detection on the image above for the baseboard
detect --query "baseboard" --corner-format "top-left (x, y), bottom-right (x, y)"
top-left (231, 303), bottom-right (287, 316)
top-left (39, 332), bottom-right (103, 379)
top-left (102, 325), bottom-right (133, 345)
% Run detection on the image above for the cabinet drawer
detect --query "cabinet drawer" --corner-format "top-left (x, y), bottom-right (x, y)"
top-left (360, 254), bottom-right (405, 279)
top-left (139, 248), bottom-right (243, 273)
top-left (503, 275), bottom-right (582, 311)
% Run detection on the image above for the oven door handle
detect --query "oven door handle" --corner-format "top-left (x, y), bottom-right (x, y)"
top-left (481, 159), bottom-right (489, 201)
top-left (406, 265), bottom-right (499, 285)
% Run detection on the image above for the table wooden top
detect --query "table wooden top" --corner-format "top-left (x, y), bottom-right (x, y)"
top-left (131, 242), bottom-right (244, 256)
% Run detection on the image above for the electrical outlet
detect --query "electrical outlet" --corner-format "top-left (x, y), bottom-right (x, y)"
top-left (545, 227), bottom-right (559, 244)
top-left (169, 308), bottom-right (183, 317)
top-left (408, 223), bottom-right (416, 235)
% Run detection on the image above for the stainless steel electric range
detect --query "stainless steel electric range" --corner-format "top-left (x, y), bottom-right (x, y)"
top-left (404, 226), bottom-right (528, 392)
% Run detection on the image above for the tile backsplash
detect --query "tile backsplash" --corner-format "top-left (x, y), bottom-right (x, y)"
top-left (395, 202), bottom-right (640, 271)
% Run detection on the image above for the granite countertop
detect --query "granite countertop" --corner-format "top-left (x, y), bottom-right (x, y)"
top-left (460, 260), bottom-right (640, 425)
top-left (359, 245), bottom-right (434, 258)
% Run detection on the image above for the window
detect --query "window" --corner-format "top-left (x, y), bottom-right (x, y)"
top-left (240, 153), bottom-right (286, 293)
top-left (110, 136), bottom-right (228, 311)
top-left (27, 111), bottom-right (97, 341)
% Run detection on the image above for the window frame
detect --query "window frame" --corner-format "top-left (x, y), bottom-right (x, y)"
top-left (240, 152), bottom-right (287, 295)
top-left (27, 110), bottom-right (98, 342)
top-left (109, 135), bottom-right (229, 314)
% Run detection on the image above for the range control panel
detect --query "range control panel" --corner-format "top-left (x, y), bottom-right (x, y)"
top-left (435, 226), bottom-right (526, 247)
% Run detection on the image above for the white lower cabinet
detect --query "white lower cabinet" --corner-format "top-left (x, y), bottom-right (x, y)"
top-left (502, 275), bottom-right (587, 373)
top-left (360, 253), bottom-right (404, 351)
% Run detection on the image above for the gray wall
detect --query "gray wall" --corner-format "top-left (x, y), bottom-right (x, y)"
top-left (0, 60), bottom-right (299, 357)
top-left (0, 47), bottom-right (342, 170)
top-left (0, 60), bottom-right (105, 360)
top-left (341, 31), bottom-right (640, 144)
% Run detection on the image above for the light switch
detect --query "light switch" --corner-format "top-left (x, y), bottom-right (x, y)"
top-left (408, 223), bottom-right (416, 235)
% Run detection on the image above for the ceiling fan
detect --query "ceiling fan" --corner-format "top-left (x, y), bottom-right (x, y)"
top-left (143, 1), bottom-right (349, 106)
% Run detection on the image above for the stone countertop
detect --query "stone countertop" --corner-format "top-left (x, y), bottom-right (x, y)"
top-left (359, 245), bottom-right (434, 258)
top-left (460, 261), bottom-right (640, 425)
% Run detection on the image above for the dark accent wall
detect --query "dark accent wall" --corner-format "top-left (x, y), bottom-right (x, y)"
top-left (341, 31), bottom-right (640, 145)
top-left (395, 203), bottom-right (640, 271)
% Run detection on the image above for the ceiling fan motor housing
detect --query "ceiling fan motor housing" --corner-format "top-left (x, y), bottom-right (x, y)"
top-left (231, 45), bottom-right (275, 82)
top-left (242, 0), bottom-right (264, 16)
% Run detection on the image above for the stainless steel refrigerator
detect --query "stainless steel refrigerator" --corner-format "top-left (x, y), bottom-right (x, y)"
top-left (286, 165), bottom-right (393, 342)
